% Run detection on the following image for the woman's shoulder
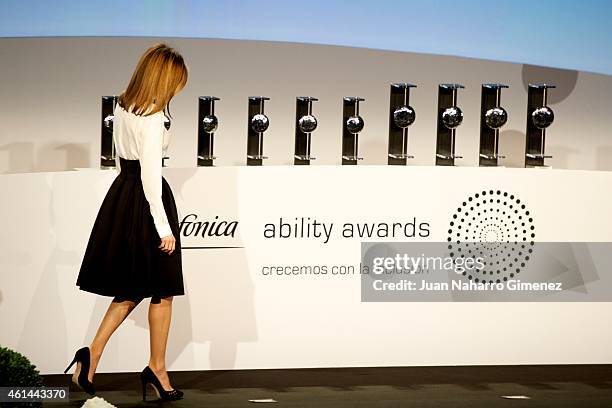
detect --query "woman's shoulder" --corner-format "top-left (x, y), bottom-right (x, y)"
top-left (116, 102), bottom-right (164, 121)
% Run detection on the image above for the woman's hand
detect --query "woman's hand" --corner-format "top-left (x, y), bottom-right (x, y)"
top-left (159, 234), bottom-right (176, 255)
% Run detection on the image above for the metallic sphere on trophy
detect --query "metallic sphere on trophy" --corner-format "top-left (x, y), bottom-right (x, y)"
top-left (202, 115), bottom-right (218, 133)
top-left (484, 107), bottom-right (508, 129)
top-left (298, 114), bottom-right (318, 133)
top-left (392, 105), bottom-right (416, 128)
top-left (531, 106), bottom-right (554, 129)
top-left (103, 114), bottom-right (114, 129)
top-left (250, 113), bottom-right (269, 133)
top-left (441, 106), bottom-right (463, 129)
top-left (346, 115), bottom-right (365, 134)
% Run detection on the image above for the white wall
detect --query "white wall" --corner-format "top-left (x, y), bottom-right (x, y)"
top-left (0, 37), bottom-right (611, 173)
top-left (1, 166), bottom-right (612, 374)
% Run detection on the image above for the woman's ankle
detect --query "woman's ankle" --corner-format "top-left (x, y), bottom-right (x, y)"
top-left (88, 344), bottom-right (103, 359)
top-left (148, 361), bottom-right (166, 372)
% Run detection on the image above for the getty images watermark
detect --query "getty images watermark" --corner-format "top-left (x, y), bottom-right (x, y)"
top-left (360, 242), bottom-right (612, 302)
top-left (369, 252), bottom-right (559, 291)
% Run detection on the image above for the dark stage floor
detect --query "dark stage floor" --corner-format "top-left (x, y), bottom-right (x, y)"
top-left (42, 365), bottom-right (612, 407)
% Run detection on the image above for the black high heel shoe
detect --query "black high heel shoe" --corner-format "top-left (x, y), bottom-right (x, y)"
top-left (64, 346), bottom-right (96, 395)
top-left (140, 366), bottom-right (184, 401)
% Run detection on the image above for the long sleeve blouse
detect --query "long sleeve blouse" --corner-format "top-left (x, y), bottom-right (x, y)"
top-left (112, 102), bottom-right (173, 239)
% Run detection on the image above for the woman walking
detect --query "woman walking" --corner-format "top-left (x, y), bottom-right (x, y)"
top-left (65, 43), bottom-right (188, 402)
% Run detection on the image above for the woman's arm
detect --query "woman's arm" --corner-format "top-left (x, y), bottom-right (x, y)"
top-left (139, 115), bottom-right (173, 239)
top-left (115, 152), bottom-right (121, 174)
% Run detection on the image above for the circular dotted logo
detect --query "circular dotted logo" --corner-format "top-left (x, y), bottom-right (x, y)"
top-left (447, 190), bottom-right (535, 283)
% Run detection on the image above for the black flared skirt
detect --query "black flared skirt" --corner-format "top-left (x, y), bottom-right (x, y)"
top-left (76, 157), bottom-right (184, 303)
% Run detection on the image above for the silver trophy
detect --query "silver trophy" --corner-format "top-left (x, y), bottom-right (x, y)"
top-left (435, 84), bottom-right (464, 166)
top-left (197, 96), bottom-right (220, 166)
top-left (100, 95), bottom-right (117, 168)
top-left (246, 96), bottom-right (270, 165)
top-left (388, 83), bottom-right (417, 165)
top-left (525, 83), bottom-right (556, 167)
top-left (479, 83), bottom-right (509, 166)
top-left (342, 97), bottom-right (365, 164)
top-left (294, 97), bottom-right (318, 165)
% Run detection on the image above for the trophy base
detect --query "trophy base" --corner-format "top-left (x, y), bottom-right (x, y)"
top-left (436, 153), bottom-right (463, 160)
top-left (294, 155), bottom-right (316, 161)
top-left (526, 154), bottom-right (553, 159)
top-left (479, 153), bottom-right (506, 159)
top-left (198, 155), bottom-right (217, 167)
top-left (388, 153), bottom-right (414, 159)
top-left (525, 153), bottom-right (552, 168)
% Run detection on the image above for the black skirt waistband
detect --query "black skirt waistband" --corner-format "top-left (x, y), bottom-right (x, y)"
top-left (118, 156), bottom-right (164, 176)
top-left (118, 157), bottom-right (141, 175)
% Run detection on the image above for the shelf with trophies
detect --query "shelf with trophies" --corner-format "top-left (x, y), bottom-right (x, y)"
top-left (96, 81), bottom-right (558, 170)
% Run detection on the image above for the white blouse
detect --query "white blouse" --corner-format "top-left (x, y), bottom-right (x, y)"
top-left (112, 102), bottom-right (173, 239)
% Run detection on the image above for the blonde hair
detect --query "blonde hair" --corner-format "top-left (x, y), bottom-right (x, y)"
top-left (118, 43), bottom-right (188, 117)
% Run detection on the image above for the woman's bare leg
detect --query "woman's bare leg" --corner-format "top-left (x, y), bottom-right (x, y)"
top-left (87, 298), bottom-right (141, 382)
top-left (148, 296), bottom-right (174, 391)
